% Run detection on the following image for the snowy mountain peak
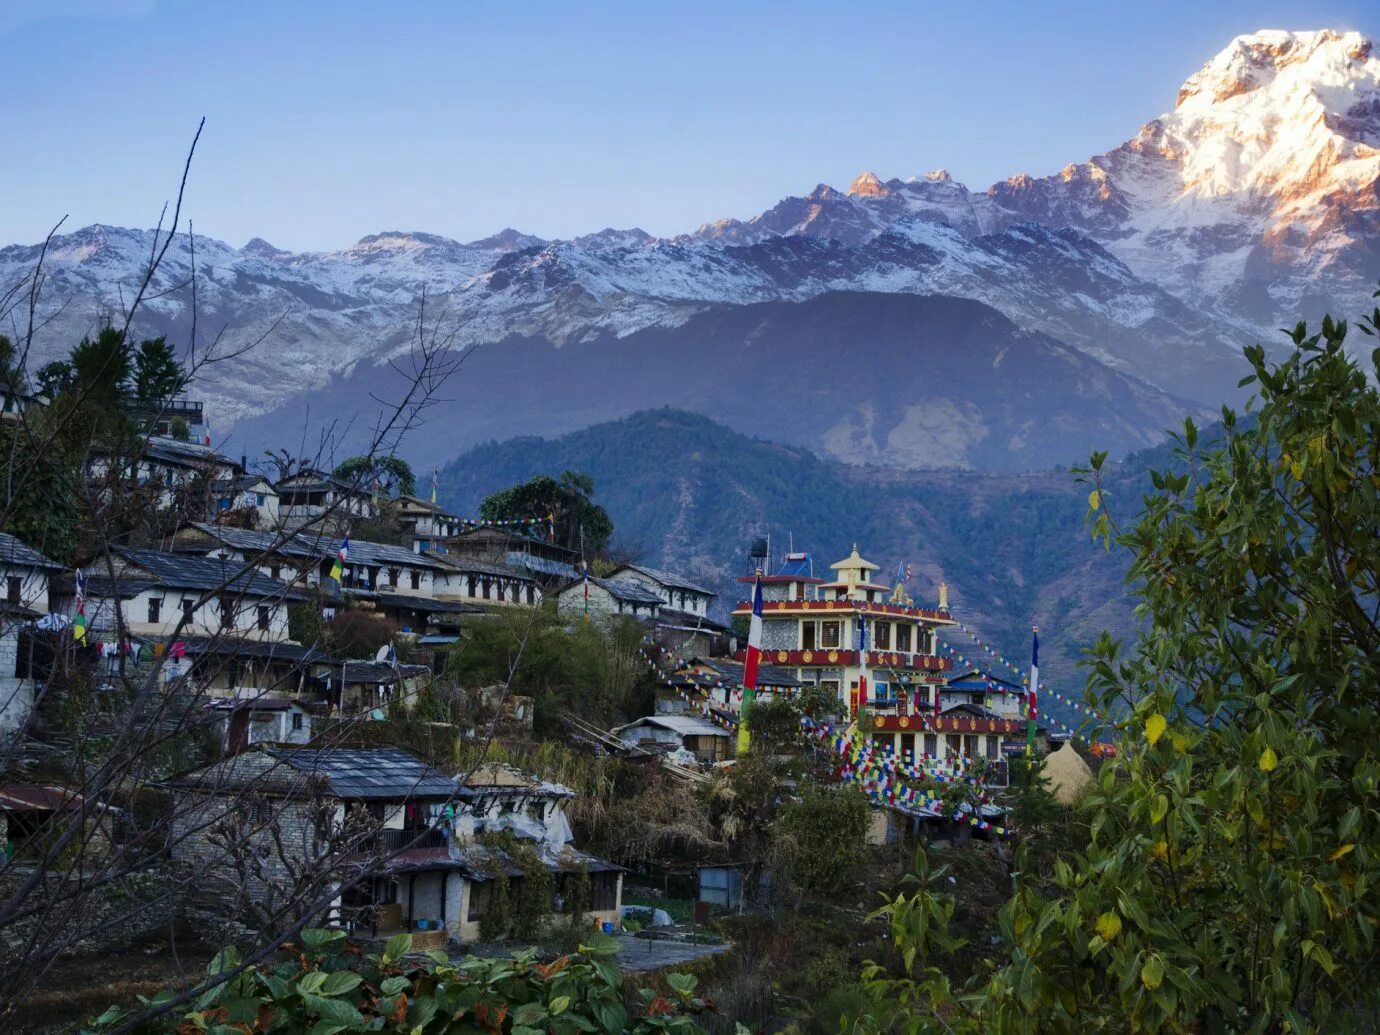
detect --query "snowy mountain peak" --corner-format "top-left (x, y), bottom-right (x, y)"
top-left (848, 171), bottom-right (892, 197)
top-left (242, 237), bottom-right (289, 259)
top-left (1175, 29), bottom-right (1372, 110)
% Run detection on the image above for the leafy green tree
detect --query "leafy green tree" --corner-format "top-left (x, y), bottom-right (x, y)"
top-left (33, 359), bottom-right (73, 399)
top-left (334, 454), bottom-right (416, 498)
top-left (773, 785), bottom-right (871, 897)
top-left (480, 471), bottom-right (614, 555)
top-left (70, 326), bottom-right (133, 414)
top-left (851, 302), bottom-right (1380, 1032)
top-left (131, 335), bottom-right (185, 405)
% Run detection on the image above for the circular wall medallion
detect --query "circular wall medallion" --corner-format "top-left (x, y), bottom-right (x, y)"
top-left (825, 600), bottom-right (835, 609)
top-left (827, 650), bottom-right (839, 663)
top-left (899, 716), bottom-right (910, 729)
top-left (777, 650), bottom-right (788, 663)
top-left (802, 650), bottom-right (813, 663)
top-left (873, 716), bottom-right (885, 729)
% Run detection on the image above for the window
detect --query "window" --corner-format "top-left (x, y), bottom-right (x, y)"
top-left (482, 580), bottom-right (492, 600)
top-left (985, 736), bottom-right (999, 760)
top-left (218, 497), bottom-right (231, 510)
top-left (410, 570), bottom-right (421, 590)
top-left (901, 732), bottom-right (915, 761)
top-left (800, 622), bottom-right (816, 650)
top-left (292, 713), bottom-right (304, 732)
top-left (219, 598), bottom-right (234, 627)
top-left (6, 576), bottom-right (21, 606)
top-left (389, 568), bottom-right (399, 587)
top-left (270, 565), bottom-right (282, 581)
top-left (147, 597), bottom-right (161, 623)
top-left (257, 606), bottom-right (271, 631)
top-left (467, 575), bottom-right (477, 596)
top-left (821, 621), bottom-right (840, 648)
top-left (874, 682), bottom-right (890, 702)
top-left (896, 624), bottom-right (912, 653)
top-left (963, 735), bottom-right (978, 757)
top-left (924, 733), bottom-right (938, 758)
top-left (255, 493), bottom-right (266, 506)
top-left (467, 879), bottom-right (494, 921)
top-left (526, 586), bottom-right (536, 605)
top-left (590, 872), bottom-right (618, 911)
top-left (820, 679), bottom-right (840, 700)
top-left (182, 598), bottom-right (196, 623)
top-left (875, 622), bottom-right (891, 650)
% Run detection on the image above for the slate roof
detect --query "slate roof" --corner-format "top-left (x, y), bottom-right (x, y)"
top-left (181, 637), bottom-right (329, 664)
top-left (180, 523), bottom-right (447, 572)
top-left (656, 608), bottom-right (731, 634)
top-left (267, 747), bottom-right (458, 800)
top-left (210, 476), bottom-right (276, 494)
top-left (583, 577), bottom-right (663, 607)
top-left (373, 592), bottom-right (488, 615)
top-left (94, 548), bottom-right (306, 601)
top-left (667, 657), bottom-right (802, 689)
top-left (275, 469), bottom-right (372, 497)
top-left (0, 532), bottom-right (64, 571)
top-left (432, 555), bottom-right (535, 581)
top-left (508, 553), bottom-right (581, 580)
top-left (339, 661), bottom-right (430, 685)
top-left (612, 564), bottom-right (715, 598)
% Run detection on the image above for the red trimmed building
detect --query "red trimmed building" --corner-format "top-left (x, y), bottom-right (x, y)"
top-left (734, 546), bottom-right (1022, 769)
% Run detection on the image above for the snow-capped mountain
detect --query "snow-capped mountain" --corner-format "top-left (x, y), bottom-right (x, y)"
top-left (0, 28), bottom-right (1374, 456)
top-left (689, 29), bottom-right (1380, 323)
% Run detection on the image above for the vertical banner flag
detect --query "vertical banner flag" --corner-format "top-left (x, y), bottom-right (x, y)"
top-left (431, 468), bottom-right (438, 506)
top-left (1027, 625), bottom-right (1039, 754)
top-left (856, 611), bottom-right (869, 712)
top-left (202, 418), bottom-right (212, 448)
top-left (330, 536), bottom-right (350, 582)
top-left (737, 573), bottom-right (764, 756)
top-left (73, 570), bottom-right (88, 644)
top-left (582, 564), bottom-right (590, 619)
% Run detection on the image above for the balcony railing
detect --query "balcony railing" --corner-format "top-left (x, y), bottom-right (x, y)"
top-left (371, 827), bottom-right (448, 853)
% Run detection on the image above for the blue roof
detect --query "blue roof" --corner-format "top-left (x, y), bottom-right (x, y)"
top-left (776, 553), bottom-right (814, 578)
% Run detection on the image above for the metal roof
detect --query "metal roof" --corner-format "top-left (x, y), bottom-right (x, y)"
top-left (373, 592), bottom-right (488, 615)
top-left (508, 552), bottom-right (580, 580)
top-left (616, 714), bottom-right (731, 738)
top-left (266, 746), bottom-right (459, 800)
top-left (142, 436), bottom-right (241, 471)
top-left (0, 532), bottom-right (64, 571)
top-left (181, 637), bottom-right (329, 664)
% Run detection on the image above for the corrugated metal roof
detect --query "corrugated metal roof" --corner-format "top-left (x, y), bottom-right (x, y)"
top-left (616, 714), bottom-right (730, 738)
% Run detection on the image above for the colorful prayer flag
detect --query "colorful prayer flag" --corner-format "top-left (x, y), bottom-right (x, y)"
top-left (73, 571), bottom-right (87, 644)
top-left (330, 536), bottom-right (350, 581)
top-left (737, 573), bottom-right (764, 756)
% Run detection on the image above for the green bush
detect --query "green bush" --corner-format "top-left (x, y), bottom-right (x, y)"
top-left (87, 928), bottom-right (714, 1034)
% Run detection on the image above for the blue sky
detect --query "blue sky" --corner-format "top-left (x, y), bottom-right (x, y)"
top-left (1, 0), bottom-right (1373, 251)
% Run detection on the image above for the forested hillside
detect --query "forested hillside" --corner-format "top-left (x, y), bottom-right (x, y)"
top-left (438, 408), bottom-right (1174, 708)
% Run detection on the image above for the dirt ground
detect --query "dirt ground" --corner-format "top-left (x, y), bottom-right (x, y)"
top-left (5, 930), bottom-right (217, 1034)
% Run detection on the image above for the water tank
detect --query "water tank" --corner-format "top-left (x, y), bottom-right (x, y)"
top-left (748, 536), bottom-right (768, 560)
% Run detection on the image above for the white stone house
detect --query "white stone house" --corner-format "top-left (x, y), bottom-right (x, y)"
top-left (210, 476), bottom-right (280, 528)
top-left (554, 575), bottom-right (663, 623)
top-left (0, 533), bottom-right (64, 735)
top-left (275, 469), bottom-right (380, 533)
top-left (431, 557), bottom-right (541, 608)
top-left (608, 564), bottom-right (715, 618)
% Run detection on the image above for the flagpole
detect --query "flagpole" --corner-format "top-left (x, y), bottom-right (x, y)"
top-left (737, 571), bottom-right (764, 757)
top-left (1026, 625), bottom-right (1039, 755)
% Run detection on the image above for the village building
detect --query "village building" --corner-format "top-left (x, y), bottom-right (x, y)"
top-left (275, 469), bottom-right (380, 533)
top-left (431, 556), bottom-right (542, 609)
top-left (554, 575), bottom-right (664, 623)
top-left (168, 522), bottom-right (487, 636)
top-left (605, 564), bottom-right (731, 654)
top-left (0, 783), bottom-right (117, 863)
top-left (165, 748), bottom-right (622, 948)
top-left (87, 436), bottom-right (243, 513)
top-left (733, 546), bottom-right (1023, 767)
top-left (394, 496), bottom-right (465, 552)
top-left (207, 695), bottom-right (319, 753)
top-left (0, 383), bottom-right (46, 420)
top-left (656, 656), bottom-right (801, 715)
top-left (940, 668), bottom-right (1026, 721)
top-left (614, 714), bottom-right (734, 763)
top-left (427, 526), bottom-right (580, 588)
top-left (0, 533), bottom-right (64, 735)
top-left (318, 659), bottom-right (433, 716)
top-left (210, 475), bottom-right (280, 528)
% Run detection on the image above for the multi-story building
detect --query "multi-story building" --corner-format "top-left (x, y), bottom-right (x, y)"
top-left (0, 533), bottom-right (64, 735)
top-left (734, 546), bottom-right (1023, 768)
